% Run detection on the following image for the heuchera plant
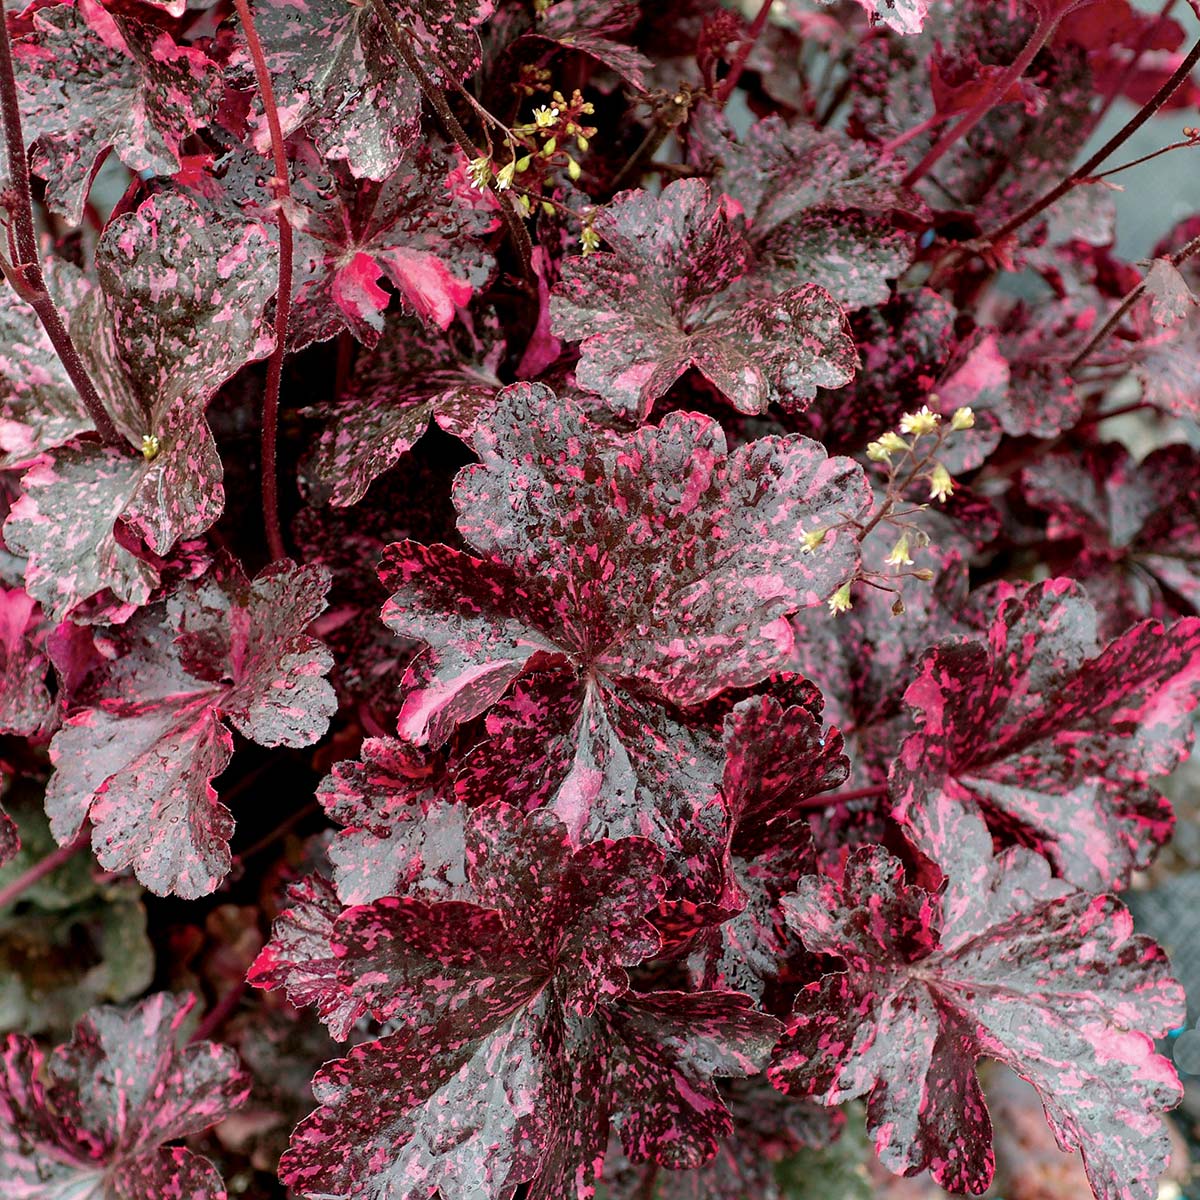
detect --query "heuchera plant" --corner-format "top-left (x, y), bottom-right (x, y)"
top-left (1, 0), bottom-right (1200, 1196)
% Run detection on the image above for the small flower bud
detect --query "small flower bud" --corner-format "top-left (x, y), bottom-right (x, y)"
top-left (912, 568), bottom-right (935, 581)
top-left (566, 155), bottom-right (582, 181)
top-left (515, 154), bottom-right (532, 172)
top-left (899, 405), bottom-right (941, 436)
top-left (866, 440), bottom-right (892, 462)
top-left (884, 533), bottom-right (914, 567)
top-left (542, 201), bottom-right (557, 217)
top-left (928, 463), bottom-right (954, 502)
top-left (950, 406), bottom-right (975, 431)
top-left (892, 596), bottom-right (905, 615)
top-left (541, 136), bottom-right (558, 156)
top-left (514, 194), bottom-right (533, 218)
top-left (141, 433), bottom-right (160, 462)
top-left (877, 431), bottom-right (909, 454)
top-left (801, 527), bottom-right (827, 552)
top-left (576, 134), bottom-right (589, 152)
top-left (580, 225), bottom-right (601, 255)
top-left (827, 582), bottom-right (853, 615)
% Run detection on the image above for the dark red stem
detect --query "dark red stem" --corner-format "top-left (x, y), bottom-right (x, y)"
top-left (1068, 229), bottom-right (1200, 372)
top-left (0, 829), bottom-right (91, 911)
top-left (985, 35), bottom-right (1200, 245)
top-left (0, 0), bottom-right (122, 446)
top-left (234, 0), bottom-right (291, 562)
top-left (191, 978), bottom-right (250, 1044)
top-left (801, 784), bottom-right (889, 811)
top-left (903, 16), bottom-right (1055, 188)
top-left (715, 0), bottom-right (774, 105)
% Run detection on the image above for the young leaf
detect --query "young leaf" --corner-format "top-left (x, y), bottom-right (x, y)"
top-left (550, 179), bottom-right (858, 419)
top-left (890, 578), bottom-right (1200, 891)
top-left (769, 812), bottom-right (1184, 1200)
top-left (0, 992), bottom-right (249, 1199)
top-left (45, 560), bottom-right (336, 897)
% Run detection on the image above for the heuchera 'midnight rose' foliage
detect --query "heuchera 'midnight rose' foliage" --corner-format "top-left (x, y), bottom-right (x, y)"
top-left (2, 0), bottom-right (1200, 1197)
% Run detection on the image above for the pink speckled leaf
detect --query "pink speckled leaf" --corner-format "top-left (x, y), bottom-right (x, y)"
top-left (383, 383), bottom-right (867, 856)
top-left (249, 0), bottom-right (492, 179)
top-left (551, 179), bottom-right (857, 418)
top-left (0, 587), bottom-right (52, 737)
top-left (272, 805), bottom-right (766, 1200)
top-left (1143, 258), bottom-right (1195, 326)
top-left (0, 992), bottom-right (248, 1199)
top-left (317, 737), bottom-right (471, 904)
top-left (682, 694), bottom-right (848, 999)
top-left (275, 142), bottom-right (496, 349)
top-left (44, 560), bottom-right (335, 897)
top-left (529, 0), bottom-right (652, 88)
top-left (3, 193), bottom-right (275, 623)
top-left (830, 0), bottom-right (930, 35)
top-left (15, 5), bottom-right (220, 223)
top-left (308, 312), bottom-right (502, 506)
top-left (769, 812), bottom-right (1184, 1200)
top-left (890, 578), bottom-right (1200, 892)
top-left (0, 261), bottom-right (94, 468)
top-left (247, 873), bottom-right (366, 1041)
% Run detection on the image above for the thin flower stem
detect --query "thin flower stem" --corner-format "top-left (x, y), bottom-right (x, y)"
top-left (985, 36), bottom-right (1200, 245)
top-left (1088, 132), bottom-right (1199, 181)
top-left (0, 0), bottom-right (122, 446)
top-left (0, 830), bottom-right (91, 911)
top-left (1068, 230), bottom-right (1200, 373)
top-left (715, 0), bottom-right (774, 105)
top-left (903, 16), bottom-right (1054, 188)
top-left (233, 0), bottom-right (291, 562)
top-left (367, 0), bottom-right (534, 288)
top-left (881, 111), bottom-right (953, 154)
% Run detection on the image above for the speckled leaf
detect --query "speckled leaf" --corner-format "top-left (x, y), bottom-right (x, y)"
top-left (247, 873), bottom-right (366, 1040)
top-left (383, 383), bottom-right (867, 858)
top-left (317, 738), bottom-right (471, 904)
top-left (272, 806), bottom-right (703, 1199)
top-left (280, 982), bottom-right (779, 1200)
top-left (529, 0), bottom-right (652, 88)
top-left (280, 143), bottom-right (496, 349)
top-left (769, 812), bottom-right (1184, 1200)
top-left (308, 313), bottom-right (502, 506)
top-left (249, 0), bottom-right (492, 180)
top-left (0, 992), bottom-right (248, 1199)
top-left (15, 5), bottom-right (220, 223)
top-left (44, 560), bottom-right (335, 897)
top-left (890, 578), bottom-right (1200, 892)
top-left (1143, 258), bottom-right (1195, 326)
top-left (1135, 313), bottom-right (1200, 419)
top-left (551, 179), bottom-right (857, 418)
top-left (3, 193), bottom-right (275, 623)
top-left (682, 694), bottom-right (848, 999)
top-left (0, 588), bottom-right (52, 737)
top-left (1022, 441), bottom-right (1200, 630)
top-left (0, 261), bottom-right (93, 468)
top-left (832, 0), bottom-right (930, 35)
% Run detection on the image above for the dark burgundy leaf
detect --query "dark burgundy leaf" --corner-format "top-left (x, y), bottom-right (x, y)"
top-left (44, 560), bottom-right (335, 897)
top-left (529, 0), bottom-right (653, 88)
top-left (551, 179), bottom-right (858, 418)
top-left (769, 811), bottom-right (1184, 1199)
top-left (0, 992), bottom-right (249, 1199)
top-left (890, 577), bottom-right (1200, 891)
